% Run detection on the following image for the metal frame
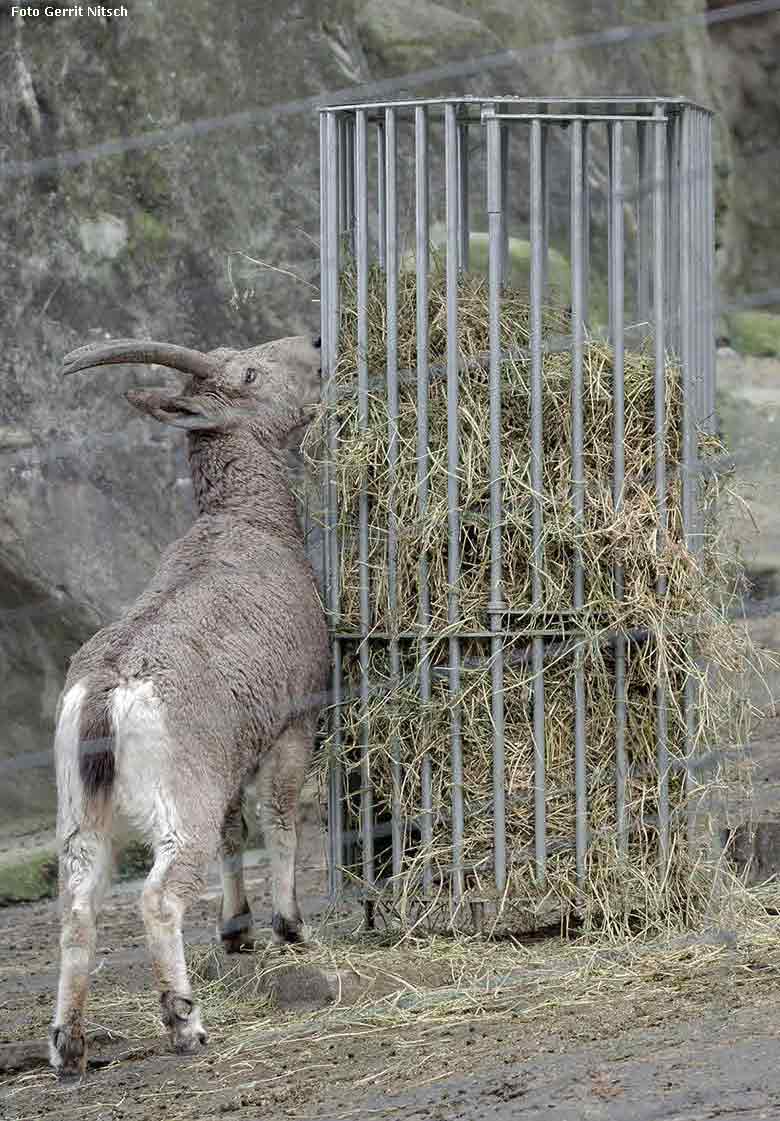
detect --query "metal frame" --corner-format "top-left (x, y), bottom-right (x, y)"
top-left (319, 96), bottom-right (715, 919)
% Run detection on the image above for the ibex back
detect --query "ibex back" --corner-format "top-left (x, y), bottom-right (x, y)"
top-left (49, 334), bottom-right (329, 1078)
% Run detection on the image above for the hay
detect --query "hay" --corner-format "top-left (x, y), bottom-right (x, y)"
top-left (303, 262), bottom-right (767, 934)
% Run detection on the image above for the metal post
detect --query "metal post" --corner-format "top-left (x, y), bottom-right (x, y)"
top-left (541, 124), bottom-right (550, 296)
top-left (323, 110), bottom-right (343, 898)
top-left (385, 108), bottom-right (403, 894)
top-left (571, 119), bottom-right (587, 888)
top-left (486, 107), bottom-right (506, 896)
top-left (458, 117), bottom-right (470, 272)
top-left (582, 123), bottom-right (590, 326)
top-left (637, 121), bottom-right (652, 328)
top-left (679, 107), bottom-right (697, 843)
top-left (415, 106), bottom-right (433, 897)
top-left (653, 105), bottom-right (669, 868)
top-left (530, 117), bottom-right (547, 885)
top-left (500, 116), bottom-right (510, 284)
top-left (355, 109), bottom-right (375, 895)
top-left (610, 121), bottom-right (627, 857)
top-left (345, 116), bottom-right (356, 258)
top-left (377, 119), bottom-right (386, 269)
top-left (445, 103), bottom-right (464, 906)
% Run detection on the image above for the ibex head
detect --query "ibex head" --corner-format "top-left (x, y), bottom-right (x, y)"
top-left (63, 335), bottom-right (322, 443)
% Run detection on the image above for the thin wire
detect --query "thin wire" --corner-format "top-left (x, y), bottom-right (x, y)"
top-left (2, 0), bottom-right (779, 182)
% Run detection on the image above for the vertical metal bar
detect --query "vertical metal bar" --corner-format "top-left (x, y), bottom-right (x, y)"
top-left (457, 117), bottom-right (470, 271)
top-left (582, 123), bottom-right (590, 325)
top-left (319, 114), bottom-right (332, 603)
top-left (500, 118), bottom-right (510, 284)
top-left (355, 109), bottom-right (375, 894)
top-left (667, 113), bottom-right (682, 355)
top-left (486, 108), bottom-right (506, 895)
top-left (445, 103), bottom-right (464, 905)
top-left (323, 110), bottom-right (343, 898)
top-left (705, 115), bottom-right (716, 436)
top-left (377, 120), bottom-right (386, 269)
top-left (653, 105), bottom-right (669, 868)
top-left (385, 107), bottom-right (403, 894)
top-left (679, 107), bottom-right (697, 843)
top-left (607, 123), bottom-right (614, 341)
top-left (415, 106), bottom-right (433, 897)
top-left (345, 117), bottom-right (356, 258)
top-left (530, 118), bottom-right (547, 884)
top-left (541, 124), bottom-right (550, 295)
top-left (570, 120), bottom-right (587, 887)
top-left (637, 121), bottom-right (652, 327)
top-left (610, 121), bottom-right (627, 858)
top-left (338, 116), bottom-right (347, 240)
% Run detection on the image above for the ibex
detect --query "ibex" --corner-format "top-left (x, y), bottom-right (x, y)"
top-left (49, 334), bottom-right (329, 1079)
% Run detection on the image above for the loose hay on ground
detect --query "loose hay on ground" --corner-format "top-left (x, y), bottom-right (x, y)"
top-left (303, 263), bottom-right (771, 934)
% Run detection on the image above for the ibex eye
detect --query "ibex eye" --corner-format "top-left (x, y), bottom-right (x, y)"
top-left (244, 368), bottom-right (257, 385)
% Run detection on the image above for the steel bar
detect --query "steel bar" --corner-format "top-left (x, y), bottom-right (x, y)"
top-left (541, 124), bottom-right (550, 295)
top-left (570, 119), bottom-right (587, 886)
top-left (323, 110), bottom-right (344, 898)
top-left (346, 116), bottom-right (356, 257)
top-left (385, 107), bottom-right (403, 893)
top-left (705, 115), bottom-right (716, 435)
top-left (529, 117), bottom-right (547, 884)
top-left (500, 114), bottom-right (510, 284)
top-left (377, 119), bottom-right (386, 269)
top-left (666, 113), bottom-right (681, 353)
top-left (319, 114), bottom-right (332, 602)
top-left (679, 107), bottom-right (697, 843)
top-left (610, 121), bottom-right (627, 856)
top-left (458, 118), bottom-right (470, 270)
top-left (653, 103), bottom-right (669, 867)
top-left (582, 123), bottom-right (590, 325)
top-left (445, 103), bottom-right (465, 905)
top-left (489, 113), bottom-right (669, 123)
top-left (415, 105), bottom-right (434, 896)
top-left (486, 107), bottom-right (507, 894)
top-left (355, 109), bottom-right (375, 893)
top-left (607, 124), bottom-right (614, 341)
top-left (637, 121), bottom-right (652, 327)
top-left (338, 115), bottom-right (347, 240)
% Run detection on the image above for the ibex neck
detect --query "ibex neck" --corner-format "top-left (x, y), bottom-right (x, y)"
top-left (186, 430), bottom-right (302, 538)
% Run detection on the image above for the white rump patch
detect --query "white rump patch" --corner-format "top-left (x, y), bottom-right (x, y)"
top-left (111, 680), bottom-right (181, 841)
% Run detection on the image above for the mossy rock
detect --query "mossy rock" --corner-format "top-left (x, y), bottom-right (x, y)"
top-left (0, 850), bottom-right (59, 907)
top-left (727, 311), bottom-right (780, 358)
top-left (0, 839), bottom-right (155, 908)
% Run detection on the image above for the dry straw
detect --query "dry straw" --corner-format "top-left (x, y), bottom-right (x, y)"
top-left (303, 261), bottom-right (768, 936)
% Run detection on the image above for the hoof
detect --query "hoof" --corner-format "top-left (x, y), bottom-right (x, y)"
top-left (160, 993), bottom-right (208, 1055)
top-left (49, 1022), bottom-right (87, 1080)
top-left (271, 912), bottom-right (305, 946)
top-left (220, 902), bottom-right (256, 954)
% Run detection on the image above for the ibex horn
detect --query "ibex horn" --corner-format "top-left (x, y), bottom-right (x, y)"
top-left (62, 339), bottom-right (216, 380)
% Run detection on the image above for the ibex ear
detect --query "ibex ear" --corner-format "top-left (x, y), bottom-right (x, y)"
top-left (125, 388), bottom-right (213, 429)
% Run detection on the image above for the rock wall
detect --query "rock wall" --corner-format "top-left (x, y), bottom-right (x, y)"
top-left (0, 0), bottom-right (771, 816)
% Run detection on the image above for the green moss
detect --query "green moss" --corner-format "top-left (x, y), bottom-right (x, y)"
top-left (0, 849), bottom-right (58, 907)
top-left (727, 311), bottom-right (780, 358)
top-left (130, 210), bottom-right (171, 254)
top-left (0, 839), bottom-right (155, 908)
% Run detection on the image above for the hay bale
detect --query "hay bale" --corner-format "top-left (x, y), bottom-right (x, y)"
top-left (304, 264), bottom-right (761, 934)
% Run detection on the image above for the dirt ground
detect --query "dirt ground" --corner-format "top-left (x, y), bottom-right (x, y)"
top-left (1, 799), bottom-right (780, 1121)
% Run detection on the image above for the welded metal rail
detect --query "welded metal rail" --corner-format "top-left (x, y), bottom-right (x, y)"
top-left (319, 96), bottom-right (715, 921)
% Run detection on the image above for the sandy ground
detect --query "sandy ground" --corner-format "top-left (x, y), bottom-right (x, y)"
top-left (1, 799), bottom-right (780, 1121)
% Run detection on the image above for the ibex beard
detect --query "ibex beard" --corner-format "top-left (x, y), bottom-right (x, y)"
top-left (49, 334), bottom-right (329, 1079)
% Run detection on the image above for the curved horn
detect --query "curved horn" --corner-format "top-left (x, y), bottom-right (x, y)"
top-left (62, 338), bottom-right (216, 380)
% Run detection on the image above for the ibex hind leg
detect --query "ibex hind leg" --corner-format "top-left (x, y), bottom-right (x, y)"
top-left (217, 789), bottom-right (256, 953)
top-left (140, 825), bottom-right (216, 1055)
top-left (50, 683), bottom-right (114, 1080)
top-left (258, 722), bottom-right (312, 945)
